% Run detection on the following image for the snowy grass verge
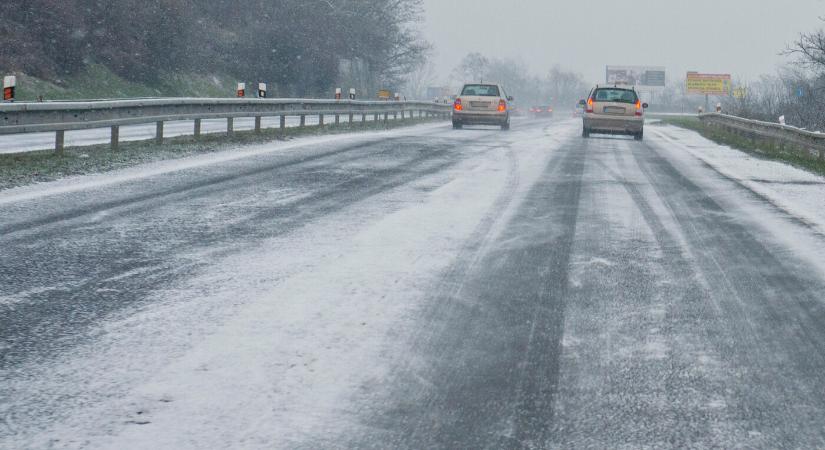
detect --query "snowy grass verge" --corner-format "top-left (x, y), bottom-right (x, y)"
top-left (0, 118), bottom-right (444, 191)
top-left (654, 116), bottom-right (825, 176)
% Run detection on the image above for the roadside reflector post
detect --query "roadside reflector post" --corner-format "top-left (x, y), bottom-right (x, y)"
top-left (258, 83), bottom-right (267, 98)
top-left (254, 116), bottom-right (262, 133)
top-left (227, 117), bottom-right (234, 135)
top-left (156, 121), bottom-right (164, 144)
top-left (3, 75), bottom-right (16, 102)
top-left (335, 88), bottom-right (342, 100)
top-left (237, 83), bottom-right (246, 98)
top-left (349, 88), bottom-right (356, 100)
top-left (55, 130), bottom-right (65, 154)
top-left (111, 125), bottom-right (119, 150)
top-left (716, 103), bottom-right (722, 113)
top-left (194, 119), bottom-right (202, 138)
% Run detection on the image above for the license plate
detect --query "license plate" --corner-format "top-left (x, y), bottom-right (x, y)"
top-left (604, 106), bottom-right (626, 114)
top-left (471, 102), bottom-right (491, 108)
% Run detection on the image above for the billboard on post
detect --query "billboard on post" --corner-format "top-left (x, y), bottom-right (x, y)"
top-left (686, 72), bottom-right (732, 96)
top-left (605, 66), bottom-right (666, 87)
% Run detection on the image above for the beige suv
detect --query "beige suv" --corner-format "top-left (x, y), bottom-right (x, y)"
top-left (580, 86), bottom-right (648, 140)
top-left (452, 83), bottom-right (512, 130)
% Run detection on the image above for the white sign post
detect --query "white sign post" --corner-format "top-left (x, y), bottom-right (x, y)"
top-left (3, 75), bottom-right (16, 102)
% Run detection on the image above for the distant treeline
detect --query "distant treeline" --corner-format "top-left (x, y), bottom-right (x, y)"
top-left (0, 0), bottom-right (429, 96)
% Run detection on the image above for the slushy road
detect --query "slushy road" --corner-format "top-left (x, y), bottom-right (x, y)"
top-left (3, 118), bottom-right (825, 449)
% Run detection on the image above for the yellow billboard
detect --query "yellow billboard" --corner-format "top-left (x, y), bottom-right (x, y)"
top-left (686, 72), bottom-right (732, 96)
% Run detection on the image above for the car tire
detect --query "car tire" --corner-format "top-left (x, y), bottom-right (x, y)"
top-left (582, 127), bottom-right (590, 138)
top-left (634, 131), bottom-right (643, 141)
top-left (501, 122), bottom-right (510, 131)
top-left (452, 121), bottom-right (463, 130)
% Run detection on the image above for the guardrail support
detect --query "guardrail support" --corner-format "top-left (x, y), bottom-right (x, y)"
top-left (335, 114), bottom-right (340, 125)
top-left (156, 121), bottom-right (164, 144)
top-left (300, 115), bottom-right (306, 128)
top-left (254, 116), bottom-right (262, 133)
top-left (111, 125), bottom-right (119, 150)
top-left (362, 114), bottom-right (367, 126)
top-left (280, 115), bottom-right (286, 131)
top-left (319, 114), bottom-right (325, 126)
top-left (348, 113), bottom-right (354, 124)
top-left (227, 117), bottom-right (234, 135)
top-left (55, 130), bottom-right (65, 154)
top-left (383, 113), bottom-right (389, 127)
top-left (194, 119), bottom-right (201, 139)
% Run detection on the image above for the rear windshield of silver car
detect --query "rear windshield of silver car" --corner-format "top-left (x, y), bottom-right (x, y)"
top-left (591, 88), bottom-right (638, 104)
top-left (461, 84), bottom-right (500, 96)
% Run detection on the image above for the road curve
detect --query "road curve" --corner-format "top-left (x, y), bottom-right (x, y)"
top-left (3, 118), bottom-right (825, 449)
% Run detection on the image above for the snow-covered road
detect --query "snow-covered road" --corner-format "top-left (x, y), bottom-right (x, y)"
top-left (3, 118), bottom-right (825, 448)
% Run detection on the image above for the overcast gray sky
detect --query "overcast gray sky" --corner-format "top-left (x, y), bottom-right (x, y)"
top-left (422, 0), bottom-right (825, 85)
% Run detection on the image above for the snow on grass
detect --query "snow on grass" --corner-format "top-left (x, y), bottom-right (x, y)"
top-left (649, 124), bottom-right (825, 278)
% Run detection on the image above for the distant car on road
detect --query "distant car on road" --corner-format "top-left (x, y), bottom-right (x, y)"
top-left (530, 105), bottom-right (554, 118)
top-left (452, 83), bottom-right (512, 130)
top-left (580, 85), bottom-right (648, 140)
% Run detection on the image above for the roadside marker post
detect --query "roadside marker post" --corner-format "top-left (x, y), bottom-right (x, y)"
top-left (237, 83), bottom-right (246, 98)
top-left (3, 76), bottom-right (16, 102)
top-left (258, 83), bottom-right (267, 98)
top-left (349, 88), bottom-right (356, 100)
top-left (335, 88), bottom-right (342, 100)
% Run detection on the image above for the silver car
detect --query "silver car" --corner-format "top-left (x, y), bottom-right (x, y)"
top-left (452, 83), bottom-right (512, 130)
top-left (580, 86), bottom-right (648, 140)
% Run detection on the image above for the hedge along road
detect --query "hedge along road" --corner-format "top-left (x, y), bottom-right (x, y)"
top-left (3, 118), bottom-right (825, 449)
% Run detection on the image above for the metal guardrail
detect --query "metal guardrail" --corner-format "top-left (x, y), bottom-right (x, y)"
top-left (0, 98), bottom-right (453, 153)
top-left (699, 113), bottom-right (825, 161)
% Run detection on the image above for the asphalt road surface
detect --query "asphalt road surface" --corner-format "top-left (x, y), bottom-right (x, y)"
top-left (3, 118), bottom-right (825, 449)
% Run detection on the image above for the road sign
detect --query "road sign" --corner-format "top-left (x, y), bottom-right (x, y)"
top-left (237, 83), bottom-right (246, 98)
top-left (606, 66), bottom-right (666, 88)
top-left (732, 87), bottom-right (747, 99)
top-left (686, 72), bottom-right (732, 96)
top-left (3, 75), bottom-right (16, 102)
top-left (377, 89), bottom-right (391, 100)
top-left (258, 83), bottom-right (267, 98)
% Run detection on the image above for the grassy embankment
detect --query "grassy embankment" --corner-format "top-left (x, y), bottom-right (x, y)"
top-left (655, 116), bottom-right (825, 177)
top-left (1, 66), bottom-right (444, 190)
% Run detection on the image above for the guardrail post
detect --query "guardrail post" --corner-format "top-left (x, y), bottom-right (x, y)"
top-left (227, 117), bottom-right (234, 135)
top-left (194, 119), bottom-right (201, 139)
top-left (373, 113), bottom-right (379, 123)
top-left (156, 121), bottom-right (164, 144)
top-left (335, 114), bottom-right (340, 125)
top-left (254, 116), bottom-right (262, 133)
top-left (55, 130), bottom-right (65, 154)
top-left (393, 111), bottom-right (398, 121)
top-left (362, 114), bottom-right (367, 126)
top-left (280, 115), bottom-right (286, 131)
top-left (111, 125), bottom-right (119, 150)
top-left (300, 115), bottom-right (306, 128)
top-left (319, 114), bottom-right (325, 126)
top-left (383, 112), bottom-right (389, 127)
top-left (349, 113), bottom-right (354, 124)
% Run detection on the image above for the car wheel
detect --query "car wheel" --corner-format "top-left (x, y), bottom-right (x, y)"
top-left (634, 131), bottom-right (643, 141)
top-left (582, 127), bottom-right (590, 138)
top-left (501, 122), bottom-right (510, 131)
top-left (452, 121), bottom-right (463, 129)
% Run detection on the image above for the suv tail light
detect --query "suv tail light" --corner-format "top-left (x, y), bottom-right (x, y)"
top-left (498, 99), bottom-right (507, 112)
top-left (635, 100), bottom-right (643, 116)
top-left (586, 98), bottom-right (594, 113)
top-left (454, 98), bottom-right (463, 111)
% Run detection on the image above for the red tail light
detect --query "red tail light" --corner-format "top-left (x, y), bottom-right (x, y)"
top-left (547, 108), bottom-right (553, 112)
top-left (635, 100), bottom-right (643, 116)
top-left (498, 100), bottom-right (507, 112)
top-left (586, 98), bottom-right (594, 113)
top-left (454, 98), bottom-right (463, 111)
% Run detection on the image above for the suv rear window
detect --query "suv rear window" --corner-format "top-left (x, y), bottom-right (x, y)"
top-left (592, 88), bottom-right (638, 104)
top-left (461, 84), bottom-right (500, 97)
